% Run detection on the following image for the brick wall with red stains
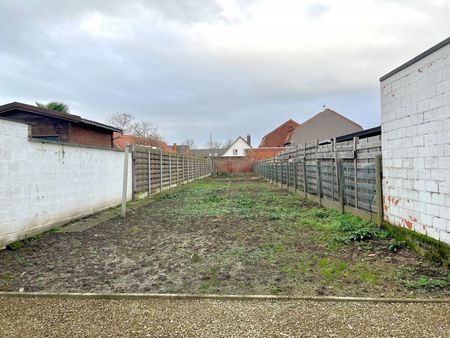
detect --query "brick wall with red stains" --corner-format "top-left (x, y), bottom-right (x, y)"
top-left (212, 148), bottom-right (284, 173)
top-left (381, 39), bottom-right (450, 244)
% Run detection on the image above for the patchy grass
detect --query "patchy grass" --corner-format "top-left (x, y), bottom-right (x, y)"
top-left (0, 175), bottom-right (448, 298)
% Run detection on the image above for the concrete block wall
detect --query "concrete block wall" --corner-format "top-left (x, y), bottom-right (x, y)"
top-left (381, 38), bottom-right (450, 244)
top-left (0, 119), bottom-right (132, 248)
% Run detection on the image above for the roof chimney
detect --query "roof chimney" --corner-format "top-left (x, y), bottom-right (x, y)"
top-left (246, 134), bottom-right (251, 146)
top-left (172, 143), bottom-right (177, 152)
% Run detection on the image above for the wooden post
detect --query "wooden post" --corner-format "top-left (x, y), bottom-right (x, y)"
top-left (337, 159), bottom-right (345, 213)
top-left (303, 160), bottom-right (307, 198)
top-left (121, 145), bottom-right (130, 218)
top-left (316, 160), bottom-right (322, 206)
top-left (159, 148), bottom-right (163, 192)
top-left (147, 148), bottom-right (152, 196)
top-left (375, 155), bottom-right (383, 226)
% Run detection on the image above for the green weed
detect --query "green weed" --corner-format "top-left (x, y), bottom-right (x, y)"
top-left (318, 257), bottom-right (349, 282)
top-left (406, 275), bottom-right (450, 290)
top-left (388, 240), bottom-right (408, 252)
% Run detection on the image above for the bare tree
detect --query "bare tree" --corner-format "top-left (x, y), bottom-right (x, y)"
top-left (183, 138), bottom-right (195, 149)
top-left (106, 113), bottom-right (135, 133)
top-left (205, 134), bottom-right (222, 149)
top-left (222, 138), bottom-right (234, 149)
top-left (130, 120), bottom-right (161, 141)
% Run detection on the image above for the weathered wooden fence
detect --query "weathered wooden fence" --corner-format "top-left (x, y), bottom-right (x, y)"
top-left (254, 134), bottom-right (383, 224)
top-left (131, 145), bottom-right (212, 199)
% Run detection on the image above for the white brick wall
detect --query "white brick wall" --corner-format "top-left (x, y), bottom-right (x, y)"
top-left (0, 119), bottom-right (132, 248)
top-left (381, 41), bottom-right (450, 244)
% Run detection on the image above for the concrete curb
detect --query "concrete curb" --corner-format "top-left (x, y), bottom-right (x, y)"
top-left (0, 292), bottom-right (449, 303)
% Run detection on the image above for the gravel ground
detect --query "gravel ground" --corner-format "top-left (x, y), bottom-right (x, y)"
top-left (0, 296), bottom-right (449, 337)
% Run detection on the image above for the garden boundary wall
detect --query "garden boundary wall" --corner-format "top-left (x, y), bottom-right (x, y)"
top-left (255, 134), bottom-right (382, 223)
top-left (380, 37), bottom-right (450, 244)
top-left (0, 119), bottom-right (133, 249)
top-left (212, 148), bottom-right (285, 173)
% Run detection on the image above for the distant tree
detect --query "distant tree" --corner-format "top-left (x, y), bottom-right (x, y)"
top-left (36, 101), bottom-right (69, 113)
top-left (222, 138), bottom-right (234, 149)
top-left (184, 138), bottom-right (195, 149)
top-left (106, 113), bottom-right (135, 133)
top-left (130, 120), bottom-right (161, 141)
top-left (206, 134), bottom-right (222, 149)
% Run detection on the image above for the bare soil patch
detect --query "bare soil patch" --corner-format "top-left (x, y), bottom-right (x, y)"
top-left (0, 175), bottom-right (449, 297)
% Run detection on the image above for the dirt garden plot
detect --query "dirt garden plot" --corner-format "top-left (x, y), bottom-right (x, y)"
top-left (0, 175), bottom-right (449, 297)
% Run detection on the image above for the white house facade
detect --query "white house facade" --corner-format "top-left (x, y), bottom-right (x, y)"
top-left (222, 136), bottom-right (252, 157)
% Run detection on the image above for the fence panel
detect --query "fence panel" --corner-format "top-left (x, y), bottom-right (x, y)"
top-left (255, 134), bottom-right (382, 224)
top-left (131, 145), bottom-right (212, 199)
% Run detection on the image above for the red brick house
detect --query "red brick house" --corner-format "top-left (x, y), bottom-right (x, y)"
top-left (259, 119), bottom-right (300, 147)
top-left (0, 102), bottom-right (121, 148)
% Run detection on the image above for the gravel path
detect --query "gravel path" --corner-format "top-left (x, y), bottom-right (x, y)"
top-left (1, 296), bottom-right (449, 337)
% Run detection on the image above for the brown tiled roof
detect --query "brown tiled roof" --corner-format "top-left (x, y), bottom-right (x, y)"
top-left (113, 133), bottom-right (173, 152)
top-left (259, 119), bottom-right (300, 147)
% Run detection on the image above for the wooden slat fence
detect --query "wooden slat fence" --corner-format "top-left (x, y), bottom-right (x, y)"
top-left (255, 135), bottom-right (383, 224)
top-left (131, 145), bottom-right (212, 199)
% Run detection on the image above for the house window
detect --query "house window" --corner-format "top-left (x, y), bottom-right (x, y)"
top-left (233, 149), bottom-right (238, 155)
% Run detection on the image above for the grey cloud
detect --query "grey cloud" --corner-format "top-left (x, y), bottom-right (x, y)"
top-left (0, 0), bottom-right (448, 146)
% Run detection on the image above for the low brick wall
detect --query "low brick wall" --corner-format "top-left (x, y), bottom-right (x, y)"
top-left (212, 148), bottom-right (284, 173)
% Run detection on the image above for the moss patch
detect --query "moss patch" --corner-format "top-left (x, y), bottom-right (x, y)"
top-left (382, 221), bottom-right (450, 267)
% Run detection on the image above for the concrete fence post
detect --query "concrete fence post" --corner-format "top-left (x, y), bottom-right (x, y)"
top-left (294, 161), bottom-right (298, 191)
top-left (131, 145), bottom-right (136, 201)
top-left (353, 136), bottom-right (359, 209)
top-left (337, 159), bottom-right (345, 213)
top-left (159, 148), bottom-right (163, 192)
top-left (316, 160), bottom-right (322, 206)
top-left (303, 160), bottom-right (307, 198)
top-left (148, 148), bottom-right (151, 195)
top-left (169, 152), bottom-right (172, 187)
top-left (121, 145), bottom-right (130, 218)
top-left (182, 155), bottom-right (185, 183)
top-left (287, 161), bottom-right (290, 189)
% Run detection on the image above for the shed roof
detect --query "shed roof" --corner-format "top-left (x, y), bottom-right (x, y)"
top-left (0, 101), bottom-right (122, 133)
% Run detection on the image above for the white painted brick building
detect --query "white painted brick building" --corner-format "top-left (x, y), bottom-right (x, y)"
top-left (0, 119), bottom-right (132, 249)
top-left (381, 37), bottom-right (450, 244)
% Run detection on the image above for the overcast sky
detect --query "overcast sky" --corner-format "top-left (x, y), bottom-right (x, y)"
top-left (0, 1), bottom-right (449, 147)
